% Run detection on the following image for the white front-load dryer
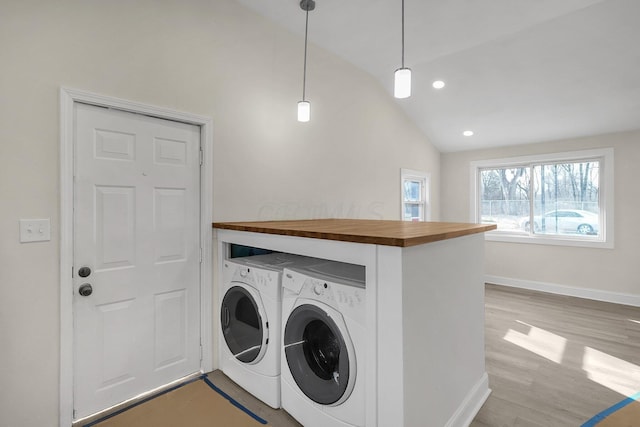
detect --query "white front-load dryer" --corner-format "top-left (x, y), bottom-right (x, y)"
top-left (281, 261), bottom-right (366, 427)
top-left (219, 252), bottom-right (317, 408)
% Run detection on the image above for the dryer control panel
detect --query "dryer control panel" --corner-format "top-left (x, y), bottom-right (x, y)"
top-left (223, 261), bottom-right (282, 300)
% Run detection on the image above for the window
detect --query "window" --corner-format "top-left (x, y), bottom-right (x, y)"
top-left (471, 148), bottom-right (614, 248)
top-left (401, 169), bottom-right (430, 221)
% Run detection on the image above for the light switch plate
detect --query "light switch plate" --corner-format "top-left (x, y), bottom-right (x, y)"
top-left (19, 219), bottom-right (51, 243)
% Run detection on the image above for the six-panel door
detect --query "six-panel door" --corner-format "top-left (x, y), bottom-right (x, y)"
top-left (73, 103), bottom-right (202, 419)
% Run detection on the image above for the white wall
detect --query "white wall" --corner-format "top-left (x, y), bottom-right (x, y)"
top-left (441, 130), bottom-right (640, 299)
top-left (0, 1), bottom-right (440, 425)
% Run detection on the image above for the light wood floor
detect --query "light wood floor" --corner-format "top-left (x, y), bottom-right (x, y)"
top-left (471, 284), bottom-right (640, 427)
top-left (213, 284), bottom-right (640, 426)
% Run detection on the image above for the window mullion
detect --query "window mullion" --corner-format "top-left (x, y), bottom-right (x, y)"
top-left (529, 163), bottom-right (535, 236)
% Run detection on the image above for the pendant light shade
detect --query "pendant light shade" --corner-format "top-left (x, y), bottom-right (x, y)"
top-left (298, 0), bottom-right (315, 122)
top-left (297, 101), bottom-right (310, 122)
top-left (394, 0), bottom-right (411, 99)
top-left (394, 68), bottom-right (412, 98)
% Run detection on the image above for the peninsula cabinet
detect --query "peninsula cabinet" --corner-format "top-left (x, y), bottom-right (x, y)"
top-left (213, 219), bottom-right (496, 427)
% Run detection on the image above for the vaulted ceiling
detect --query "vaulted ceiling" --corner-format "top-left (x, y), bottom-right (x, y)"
top-left (235, 0), bottom-right (640, 152)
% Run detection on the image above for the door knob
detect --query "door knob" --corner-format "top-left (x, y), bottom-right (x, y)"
top-left (78, 266), bottom-right (92, 278)
top-left (79, 283), bottom-right (93, 297)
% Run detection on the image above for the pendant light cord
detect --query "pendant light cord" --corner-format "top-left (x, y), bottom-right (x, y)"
top-left (401, 0), bottom-right (405, 68)
top-left (302, 8), bottom-right (309, 101)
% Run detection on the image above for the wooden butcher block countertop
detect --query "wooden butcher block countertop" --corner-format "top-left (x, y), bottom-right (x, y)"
top-left (212, 219), bottom-right (496, 247)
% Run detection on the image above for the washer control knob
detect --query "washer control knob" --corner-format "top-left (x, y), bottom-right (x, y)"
top-left (313, 282), bottom-right (327, 296)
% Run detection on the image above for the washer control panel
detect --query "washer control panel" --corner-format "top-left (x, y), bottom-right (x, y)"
top-left (292, 275), bottom-right (366, 324)
top-left (300, 278), bottom-right (335, 304)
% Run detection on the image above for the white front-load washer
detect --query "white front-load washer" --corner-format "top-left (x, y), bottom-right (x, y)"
top-left (281, 261), bottom-right (366, 427)
top-left (219, 252), bottom-right (317, 408)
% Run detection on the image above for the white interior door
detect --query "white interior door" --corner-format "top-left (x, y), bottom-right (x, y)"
top-left (73, 103), bottom-right (202, 419)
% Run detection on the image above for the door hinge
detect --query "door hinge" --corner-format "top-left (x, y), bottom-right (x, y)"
top-left (199, 147), bottom-right (203, 165)
top-left (199, 247), bottom-right (203, 263)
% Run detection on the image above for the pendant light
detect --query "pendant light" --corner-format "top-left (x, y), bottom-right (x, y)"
top-left (298, 0), bottom-right (315, 122)
top-left (394, 0), bottom-right (411, 98)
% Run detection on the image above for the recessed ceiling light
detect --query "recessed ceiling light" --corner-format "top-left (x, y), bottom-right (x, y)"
top-left (463, 130), bottom-right (474, 137)
top-left (432, 80), bottom-right (445, 89)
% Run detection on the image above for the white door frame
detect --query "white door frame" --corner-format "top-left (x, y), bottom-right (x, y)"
top-left (59, 87), bottom-right (214, 426)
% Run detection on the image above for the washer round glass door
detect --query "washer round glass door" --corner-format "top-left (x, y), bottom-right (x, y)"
top-left (221, 285), bottom-right (266, 363)
top-left (284, 303), bottom-right (354, 405)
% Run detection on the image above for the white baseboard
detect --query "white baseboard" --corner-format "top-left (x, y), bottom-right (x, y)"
top-left (446, 373), bottom-right (491, 427)
top-left (485, 275), bottom-right (640, 307)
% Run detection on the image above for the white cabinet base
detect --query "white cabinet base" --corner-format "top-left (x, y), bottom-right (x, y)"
top-left (215, 229), bottom-right (488, 427)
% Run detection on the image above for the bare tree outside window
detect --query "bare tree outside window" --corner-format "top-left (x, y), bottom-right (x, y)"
top-left (480, 166), bottom-right (530, 231)
top-left (532, 161), bottom-right (599, 235)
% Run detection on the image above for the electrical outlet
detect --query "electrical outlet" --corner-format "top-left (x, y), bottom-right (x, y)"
top-left (19, 219), bottom-right (51, 243)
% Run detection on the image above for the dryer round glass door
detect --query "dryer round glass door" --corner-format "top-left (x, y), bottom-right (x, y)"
top-left (221, 286), bottom-right (266, 363)
top-left (284, 303), bottom-right (354, 405)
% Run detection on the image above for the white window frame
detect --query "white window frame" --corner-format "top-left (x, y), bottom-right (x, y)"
top-left (401, 169), bottom-right (430, 221)
top-left (470, 148), bottom-right (614, 248)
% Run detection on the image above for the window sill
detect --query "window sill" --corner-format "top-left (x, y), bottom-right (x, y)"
top-left (484, 230), bottom-right (614, 249)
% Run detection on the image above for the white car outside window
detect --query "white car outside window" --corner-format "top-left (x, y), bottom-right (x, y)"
top-left (520, 209), bottom-right (599, 235)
